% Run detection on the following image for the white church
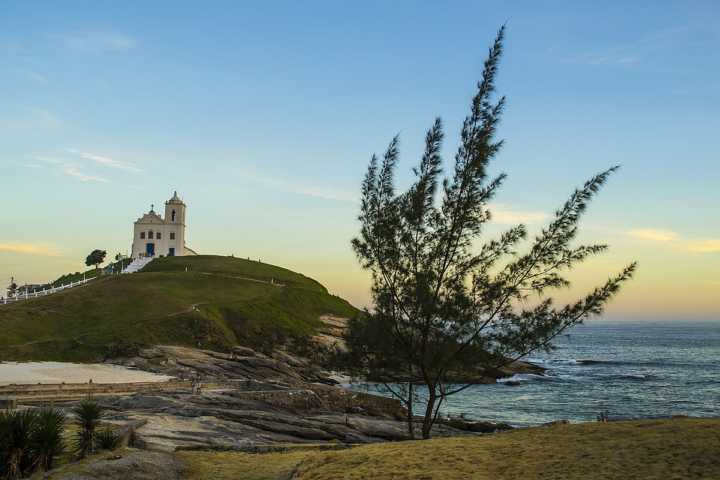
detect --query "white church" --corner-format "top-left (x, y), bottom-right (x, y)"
top-left (131, 191), bottom-right (197, 258)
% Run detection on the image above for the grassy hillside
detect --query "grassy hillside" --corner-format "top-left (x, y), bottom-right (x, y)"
top-left (178, 418), bottom-right (720, 480)
top-left (0, 255), bottom-right (358, 362)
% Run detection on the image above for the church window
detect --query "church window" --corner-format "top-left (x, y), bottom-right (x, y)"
top-left (156, 232), bottom-right (162, 240)
top-left (172, 210), bottom-right (176, 222)
top-left (170, 232), bottom-right (176, 240)
top-left (140, 232), bottom-right (145, 239)
top-left (149, 230), bottom-right (154, 239)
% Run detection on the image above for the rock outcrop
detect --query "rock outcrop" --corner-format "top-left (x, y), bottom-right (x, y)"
top-left (103, 345), bottom-right (462, 451)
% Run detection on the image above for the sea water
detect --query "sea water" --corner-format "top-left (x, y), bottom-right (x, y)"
top-left (353, 321), bottom-right (720, 426)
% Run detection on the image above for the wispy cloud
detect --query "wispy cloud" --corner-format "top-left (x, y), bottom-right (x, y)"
top-left (626, 228), bottom-right (720, 254)
top-left (62, 166), bottom-right (109, 183)
top-left (9, 67), bottom-right (48, 83)
top-left (489, 204), bottom-right (548, 225)
top-left (0, 107), bottom-right (60, 130)
top-left (28, 156), bottom-right (110, 183)
top-left (686, 240), bottom-right (720, 253)
top-left (559, 25), bottom-right (692, 67)
top-left (0, 242), bottom-right (61, 257)
top-left (627, 228), bottom-right (679, 242)
top-left (68, 149), bottom-right (142, 173)
top-left (242, 171), bottom-right (358, 203)
top-left (50, 31), bottom-right (137, 52)
top-left (562, 54), bottom-right (640, 66)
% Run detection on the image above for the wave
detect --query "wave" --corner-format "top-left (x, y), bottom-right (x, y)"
top-left (498, 373), bottom-right (582, 384)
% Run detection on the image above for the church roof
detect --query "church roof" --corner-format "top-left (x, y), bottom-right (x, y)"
top-left (166, 190), bottom-right (184, 205)
top-left (135, 210), bottom-right (164, 224)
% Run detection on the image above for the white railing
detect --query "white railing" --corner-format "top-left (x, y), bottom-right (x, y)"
top-left (1, 276), bottom-right (97, 306)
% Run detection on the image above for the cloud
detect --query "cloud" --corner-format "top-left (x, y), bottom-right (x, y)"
top-left (489, 204), bottom-right (548, 225)
top-left (0, 243), bottom-right (60, 257)
top-left (9, 67), bottom-right (48, 83)
top-left (29, 156), bottom-right (110, 183)
top-left (562, 54), bottom-right (640, 66)
top-left (62, 166), bottom-right (109, 183)
top-left (625, 228), bottom-right (719, 254)
top-left (51, 31), bottom-right (137, 52)
top-left (68, 149), bottom-right (142, 173)
top-left (242, 171), bottom-right (358, 203)
top-left (559, 25), bottom-right (694, 68)
top-left (685, 240), bottom-right (720, 253)
top-left (0, 107), bottom-right (60, 129)
top-left (627, 228), bottom-right (679, 242)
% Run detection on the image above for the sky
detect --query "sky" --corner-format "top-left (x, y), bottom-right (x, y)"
top-left (1, 1), bottom-right (718, 320)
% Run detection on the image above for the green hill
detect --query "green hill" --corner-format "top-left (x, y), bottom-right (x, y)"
top-left (0, 255), bottom-right (358, 362)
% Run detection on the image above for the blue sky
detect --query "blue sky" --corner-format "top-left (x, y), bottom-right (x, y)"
top-left (1, 1), bottom-right (718, 319)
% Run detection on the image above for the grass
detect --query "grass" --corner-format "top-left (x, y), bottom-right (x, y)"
top-left (177, 418), bottom-right (720, 480)
top-left (179, 449), bottom-right (317, 480)
top-left (0, 255), bottom-right (358, 361)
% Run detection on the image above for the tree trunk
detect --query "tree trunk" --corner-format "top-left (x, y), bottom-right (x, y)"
top-left (406, 381), bottom-right (415, 439)
top-left (421, 385), bottom-right (437, 439)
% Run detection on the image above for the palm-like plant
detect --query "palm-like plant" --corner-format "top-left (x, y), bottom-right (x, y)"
top-left (31, 407), bottom-right (66, 471)
top-left (95, 427), bottom-right (120, 450)
top-left (73, 400), bottom-right (103, 459)
top-left (0, 409), bottom-right (38, 479)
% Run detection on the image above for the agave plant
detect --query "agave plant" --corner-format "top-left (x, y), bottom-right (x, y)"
top-left (0, 409), bottom-right (38, 479)
top-left (31, 407), bottom-right (66, 471)
top-left (73, 400), bottom-right (104, 459)
top-left (95, 427), bottom-right (120, 451)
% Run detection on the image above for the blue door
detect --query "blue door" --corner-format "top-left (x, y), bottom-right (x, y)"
top-left (168, 247), bottom-right (175, 257)
top-left (146, 243), bottom-right (155, 256)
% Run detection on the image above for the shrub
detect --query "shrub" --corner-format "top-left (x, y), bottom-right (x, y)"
top-left (73, 400), bottom-right (103, 458)
top-left (31, 407), bottom-right (67, 471)
top-left (0, 409), bottom-right (39, 479)
top-left (95, 427), bottom-right (120, 450)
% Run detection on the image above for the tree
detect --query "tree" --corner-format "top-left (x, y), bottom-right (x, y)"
top-left (85, 250), bottom-right (107, 270)
top-left (6, 277), bottom-right (18, 298)
top-left (350, 26), bottom-right (636, 440)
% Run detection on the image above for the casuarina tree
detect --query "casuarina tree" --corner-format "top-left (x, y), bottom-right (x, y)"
top-left (350, 26), bottom-right (636, 439)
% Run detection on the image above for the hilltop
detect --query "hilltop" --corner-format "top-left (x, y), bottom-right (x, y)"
top-left (0, 255), bottom-right (358, 362)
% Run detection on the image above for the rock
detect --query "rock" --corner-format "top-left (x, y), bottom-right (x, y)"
top-left (542, 420), bottom-right (570, 427)
top-left (442, 418), bottom-right (513, 433)
top-left (49, 449), bottom-right (182, 479)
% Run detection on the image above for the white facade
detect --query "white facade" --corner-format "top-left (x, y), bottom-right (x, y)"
top-left (131, 192), bottom-right (197, 259)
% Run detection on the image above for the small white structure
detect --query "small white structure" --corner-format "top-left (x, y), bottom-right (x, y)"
top-left (131, 191), bottom-right (197, 259)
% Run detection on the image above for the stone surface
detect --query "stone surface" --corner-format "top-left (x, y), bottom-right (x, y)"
top-left (48, 449), bottom-right (182, 479)
top-left (100, 345), bottom-right (463, 451)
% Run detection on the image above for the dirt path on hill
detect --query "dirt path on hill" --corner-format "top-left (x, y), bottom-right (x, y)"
top-left (198, 272), bottom-right (285, 287)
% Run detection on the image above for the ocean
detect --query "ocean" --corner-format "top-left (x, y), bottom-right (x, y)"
top-left (352, 321), bottom-right (720, 426)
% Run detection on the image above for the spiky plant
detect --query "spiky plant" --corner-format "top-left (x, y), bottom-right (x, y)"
top-left (95, 427), bottom-right (120, 451)
top-left (30, 407), bottom-right (66, 471)
top-left (73, 400), bottom-right (103, 459)
top-left (0, 409), bottom-right (38, 479)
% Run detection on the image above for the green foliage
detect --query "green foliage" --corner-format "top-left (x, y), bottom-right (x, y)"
top-left (0, 256), bottom-right (358, 361)
top-left (0, 407), bottom-right (67, 478)
top-left (94, 427), bottom-right (120, 451)
top-left (0, 409), bottom-right (37, 479)
top-left (73, 400), bottom-right (103, 459)
top-left (350, 26), bottom-right (636, 439)
top-left (31, 407), bottom-right (66, 471)
top-left (85, 249), bottom-right (107, 269)
top-left (6, 278), bottom-right (18, 298)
